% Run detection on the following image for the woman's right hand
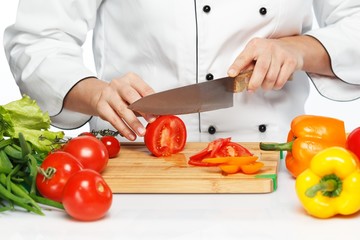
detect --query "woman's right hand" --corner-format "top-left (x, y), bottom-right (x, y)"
top-left (64, 72), bottom-right (156, 141)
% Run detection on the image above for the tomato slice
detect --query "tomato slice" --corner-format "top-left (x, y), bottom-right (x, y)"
top-left (188, 138), bottom-right (253, 166)
top-left (189, 138), bottom-right (231, 161)
top-left (144, 115), bottom-right (187, 157)
top-left (215, 142), bottom-right (252, 157)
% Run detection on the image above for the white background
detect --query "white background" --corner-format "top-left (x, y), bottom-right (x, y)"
top-left (1, 1), bottom-right (359, 136)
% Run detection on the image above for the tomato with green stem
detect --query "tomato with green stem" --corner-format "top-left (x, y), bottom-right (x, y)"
top-left (144, 115), bottom-right (187, 157)
top-left (62, 169), bottom-right (113, 221)
top-left (36, 151), bottom-right (83, 202)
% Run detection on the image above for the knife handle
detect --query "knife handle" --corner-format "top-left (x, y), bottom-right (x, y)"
top-left (232, 69), bottom-right (293, 93)
top-left (233, 70), bottom-right (253, 93)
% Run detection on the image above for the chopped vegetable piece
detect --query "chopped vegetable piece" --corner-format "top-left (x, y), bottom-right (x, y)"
top-left (240, 162), bottom-right (265, 174)
top-left (188, 138), bottom-right (252, 166)
top-left (219, 165), bottom-right (240, 174)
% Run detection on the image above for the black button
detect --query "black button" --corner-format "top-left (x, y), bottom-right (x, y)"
top-left (208, 125), bottom-right (216, 134)
top-left (259, 7), bottom-right (267, 15)
top-left (203, 5), bottom-right (211, 13)
top-left (258, 124), bottom-right (267, 133)
top-left (206, 73), bottom-right (214, 81)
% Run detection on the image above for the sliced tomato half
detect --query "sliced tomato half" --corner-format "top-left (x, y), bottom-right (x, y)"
top-left (144, 115), bottom-right (187, 157)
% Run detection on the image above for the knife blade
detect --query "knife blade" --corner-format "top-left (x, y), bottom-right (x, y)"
top-left (128, 70), bottom-right (253, 115)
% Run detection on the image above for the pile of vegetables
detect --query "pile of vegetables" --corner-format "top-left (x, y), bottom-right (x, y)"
top-left (261, 114), bottom-right (360, 219)
top-left (0, 96), bottom-right (65, 215)
top-left (0, 96), bottom-right (115, 221)
top-left (187, 137), bottom-right (264, 175)
top-left (259, 115), bottom-right (347, 177)
top-left (143, 116), bottom-right (265, 175)
top-left (3, 96), bottom-right (359, 221)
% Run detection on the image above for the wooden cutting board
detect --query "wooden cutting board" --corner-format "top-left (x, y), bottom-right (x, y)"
top-left (101, 142), bottom-right (279, 193)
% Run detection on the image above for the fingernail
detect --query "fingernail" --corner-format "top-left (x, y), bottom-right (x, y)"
top-left (137, 127), bottom-right (146, 136)
top-left (247, 89), bottom-right (254, 94)
top-left (228, 69), bottom-right (237, 77)
top-left (147, 115), bottom-right (157, 123)
top-left (128, 134), bottom-right (136, 141)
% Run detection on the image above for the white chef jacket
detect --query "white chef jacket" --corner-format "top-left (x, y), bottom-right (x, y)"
top-left (4, 0), bottom-right (360, 142)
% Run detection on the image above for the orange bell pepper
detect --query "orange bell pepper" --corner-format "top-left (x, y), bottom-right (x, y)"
top-left (260, 115), bottom-right (346, 178)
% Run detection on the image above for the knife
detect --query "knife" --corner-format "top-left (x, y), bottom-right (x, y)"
top-left (128, 70), bottom-right (253, 115)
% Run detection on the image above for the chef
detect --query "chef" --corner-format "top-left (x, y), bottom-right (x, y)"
top-left (4, 1), bottom-right (360, 143)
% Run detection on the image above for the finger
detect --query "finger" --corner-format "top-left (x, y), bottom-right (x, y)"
top-left (228, 55), bottom-right (254, 77)
top-left (117, 73), bottom-right (157, 122)
top-left (106, 96), bottom-right (147, 138)
top-left (262, 58), bottom-right (281, 91)
top-left (97, 101), bottom-right (137, 141)
top-left (127, 72), bottom-right (155, 97)
top-left (274, 61), bottom-right (296, 90)
top-left (227, 40), bottom-right (259, 77)
top-left (247, 54), bottom-right (272, 92)
top-left (119, 86), bottom-right (157, 123)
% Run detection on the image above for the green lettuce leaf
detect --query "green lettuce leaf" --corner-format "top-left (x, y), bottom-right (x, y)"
top-left (12, 127), bottom-right (63, 153)
top-left (0, 106), bottom-right (14, 139)
top-left (0, 95), bottom-right (64, 153)
top-left (3, 95), bottom-right (51, 130)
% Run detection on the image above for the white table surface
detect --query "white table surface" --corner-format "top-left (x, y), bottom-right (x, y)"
top-left (1, 159), bottom-right (359, 240)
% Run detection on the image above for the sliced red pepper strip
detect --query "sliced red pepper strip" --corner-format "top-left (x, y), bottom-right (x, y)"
top-left (188, 158), bottom-right (219, 167)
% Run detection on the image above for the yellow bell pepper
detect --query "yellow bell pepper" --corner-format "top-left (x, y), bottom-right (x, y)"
top-left (295, 146), bottom-right (360, 219)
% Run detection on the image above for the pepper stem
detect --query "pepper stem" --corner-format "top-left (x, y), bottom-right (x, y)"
top-left (305, 174), bottom-right (342, 198)
top-left (259, 141), bottom-right (293, 151)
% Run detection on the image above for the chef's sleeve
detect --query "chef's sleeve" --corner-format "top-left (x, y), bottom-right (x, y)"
top-left (306, 0), bottom-right (360, 101)
top-left (3, 0), bottom-right (103, 129)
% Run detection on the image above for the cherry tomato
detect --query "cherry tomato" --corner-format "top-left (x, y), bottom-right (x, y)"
top-left (346, 127), bottom-right (360, 162)
top-left (100, 136), bottom-right (121, 158)
top-left (36, 151), bottom-right (83, 202)
top-left (144, 115), bottom-right (187, 157)
top-left (78, 132), bottom-right (96, 137)
top-left (62, 136), bottom-right (109, 173)
top-left (62, 169), bottom-right (113, 221)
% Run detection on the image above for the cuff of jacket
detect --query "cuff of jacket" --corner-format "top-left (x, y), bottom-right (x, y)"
top-left (304, 27), bottom-right (360, 101)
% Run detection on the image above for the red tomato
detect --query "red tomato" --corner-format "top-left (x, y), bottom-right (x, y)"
top-left (62, 136), bottom-right (109, 173)
top-left (36, 151), bottom-right (83, 202)
top-left (62, 169), bottom-right (113, 221)
top-left (100, 136), bottom-right (121, 158)
top-left (346, 127), bottom-right (360, 162)
top-left (78, 132), bottom-right (96, 137)
top-left (188, 138), bottom-right (253, 166)
top-left (144, 115), bottom-right (187, 157)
